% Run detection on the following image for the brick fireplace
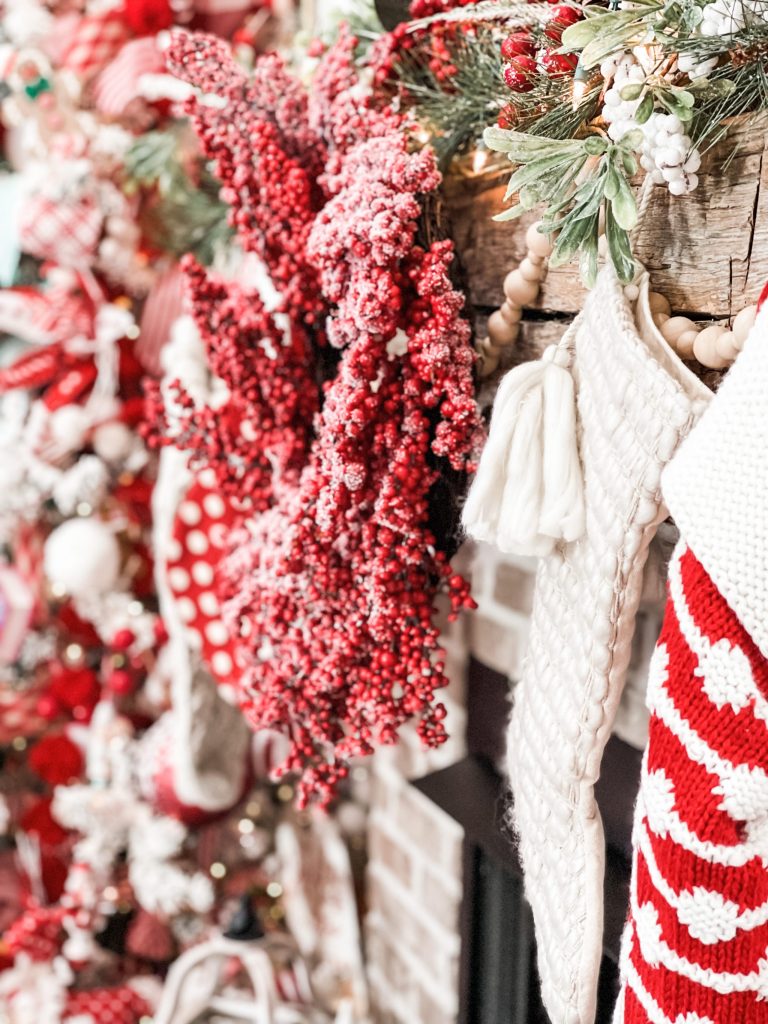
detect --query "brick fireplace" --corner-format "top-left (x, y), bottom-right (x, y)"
top-left (364, 534), bottom-right (670, 1023)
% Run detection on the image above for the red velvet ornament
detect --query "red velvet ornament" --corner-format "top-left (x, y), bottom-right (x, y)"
top-left (121, 0), bottom-right (174, 35)
top-left (28, 733), bottom-right (84, 786)
top-left (502, 55), bottom-right (537, 91)
top-left (48, 664), bottom-right (100, 713)
top-left (125, 908), bottom-right (176, 963)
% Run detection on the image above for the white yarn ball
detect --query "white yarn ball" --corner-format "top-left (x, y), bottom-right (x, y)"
top-left (92, 421), bottom-right (134, 463)
top-left (49, 405), bottom-right (90, 451)
top-left (44, 517), bottom-right (121, 597)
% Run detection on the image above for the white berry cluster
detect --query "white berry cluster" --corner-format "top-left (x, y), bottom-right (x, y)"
top-left (678, 0), bottom-right (768, 78)
top-left (601, 53), bottom-right (702, 196)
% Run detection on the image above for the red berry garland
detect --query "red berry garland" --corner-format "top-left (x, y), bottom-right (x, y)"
top-left (159, 29), bottom-right (483, 806)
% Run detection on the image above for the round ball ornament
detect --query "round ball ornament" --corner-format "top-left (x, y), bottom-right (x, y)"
top-left (44, 518), bottom-right (121, 598)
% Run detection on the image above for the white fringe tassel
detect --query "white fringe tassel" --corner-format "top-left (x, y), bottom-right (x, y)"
top-left (462, 344), bottom-right (585, 556)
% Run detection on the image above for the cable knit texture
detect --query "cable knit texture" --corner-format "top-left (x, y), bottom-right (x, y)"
top-left (663, 303), bottom-right (768, 662)
top-left (616, 542), bottom-right (768, 1024)
top-left (614, 302), bottom-right (768, 1022)
top-left (507, 267), bottom-right (710, 1024)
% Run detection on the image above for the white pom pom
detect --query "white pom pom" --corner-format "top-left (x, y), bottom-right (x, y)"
top-left (49, 405), bottom-right (90, 451)
top-left (44, 518), bottom-right (121, 597)
top-left (92, 421), bottom-right (134, 463)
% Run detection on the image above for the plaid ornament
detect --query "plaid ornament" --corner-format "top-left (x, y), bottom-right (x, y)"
top-left (57, 12), bottom-right (129, 81)
top-left (18, 193), bottom-right (103, 268)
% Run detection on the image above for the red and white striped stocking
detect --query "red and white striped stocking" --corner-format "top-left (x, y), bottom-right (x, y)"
top-left (617, 541), bottom-right (768, 1023)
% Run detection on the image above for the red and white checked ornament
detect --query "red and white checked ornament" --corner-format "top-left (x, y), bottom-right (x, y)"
top-left (617, 541), bottom-right (768, 1024)
top-left (18, 193), bottom-right (103, 268)
top-left (166, 469), bottom-right (238, 685)
top-left (136, 265), bottom-right (185, 376)
top-left (3, 904), bottom-right (66, 962)
top-left (57, 12), bottom-right (129, 81)
top-left (64, 984), bottom-right (151, 1024)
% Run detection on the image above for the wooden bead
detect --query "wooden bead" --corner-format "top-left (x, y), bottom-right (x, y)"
top-left (693, 324), bottom-right (729, 369)
top-left (487, 310), bottom-right (520, 345)
top-left (731, 304), bottom-right (757, 345)
top-left (499, 302), bottom-right (523, 326)
top-left (503, 269), bottom-right (540, 307)
top-left (648, 291), bottom-right (671, 317)
top-left (675, 331), bottom-right (699, 359)
top-left (519, 256), bottom-right (546, 283)
top-left (527, 252), bottom-right (546, 266)
top-left (661, 316), bottom-right (697, 346)
top-left (476, 337), bottom-right (500, 376)
top-left (714, 329), bottom-right (739, 363)
top-left (653, 313), bottom-right (670, 327)
top-left (525, 222), bottom-right (554, 259)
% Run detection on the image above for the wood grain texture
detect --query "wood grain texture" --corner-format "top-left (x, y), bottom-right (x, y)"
top-left (443, 116), bottom-right (768, 317)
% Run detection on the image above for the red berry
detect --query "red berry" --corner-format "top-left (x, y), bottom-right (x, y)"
top-left (540, 49), bottom-right (578, 77)
top-left (502, 56), bottom-right (537, 92)
top-left (108, 669), bottom-right (134, 696)
top-left (497, 103), bottom-right (518, 129)
top-left (500, 32), bottom-right (535, 60)
top-left (112, 628), bottom-right (136, 651)
top-left (545, 4), bottom-right (583, 41)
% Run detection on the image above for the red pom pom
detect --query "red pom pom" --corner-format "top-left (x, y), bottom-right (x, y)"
top-left (540, 49), bottom-right (578, 77)
top-left (28, 733), bottom-right (84, 786)
top-left (121, 0), bottom-right (174, 35)
top-left (500, 32), bottom-right (535, 60)
top-left (502, 56), bottom-right (537, 92)
top-left (49, 665), bottom-right (100, 712)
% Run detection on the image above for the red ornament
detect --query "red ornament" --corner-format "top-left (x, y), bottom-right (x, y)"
top-left (500, 31), bottom-right (535, 60)
top-left (544, 4), bottom-right (583, 42)
top-left (503, 55), bottom-right (538, 92)
top-left (121, 0), bottom-right (174, 35)
top-left (28, 733), bottom-right (84, 786)
top-left (36, 693), bottom-right (62, 721)
top-left (540, 49), bottom-right (578, 77)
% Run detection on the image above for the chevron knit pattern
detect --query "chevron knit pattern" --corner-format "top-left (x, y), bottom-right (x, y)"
top-left (615, 540), bottom-right (768, 1024)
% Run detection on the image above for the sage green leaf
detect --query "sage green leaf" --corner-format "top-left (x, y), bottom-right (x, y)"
top-left (560, 17), bottom-right (607, 49)
top-left (605, 206), bottom-right (636, 282)
top-left (621, 150), bottom-right (638, 176)
top-left (619, 128), bottom-right (644, 151)
top-left (492, 204), bottom-right (528, 222)
top-left (635, 93), bottom-right (654, 124)
top-left (579, 232), bottom-right (599, 288)
top-left (620, 82), bottom-right (644, 101)
top-left (584, 136), bottom-right (609, 156)
top-left (604, 162), bottom-right (621, 201)
top-left (611, 170), bottom-right (638, 230)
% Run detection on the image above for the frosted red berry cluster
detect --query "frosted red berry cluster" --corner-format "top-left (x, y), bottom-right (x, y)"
top-left (156, 28), bottom-right (483, 805)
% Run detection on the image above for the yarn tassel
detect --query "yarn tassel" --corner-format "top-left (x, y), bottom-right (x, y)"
top-left (462, 344), bottom-right (584, 556)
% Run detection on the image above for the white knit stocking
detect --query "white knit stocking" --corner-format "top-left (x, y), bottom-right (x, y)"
top-left (507, 268), bottom-right (711, 1024)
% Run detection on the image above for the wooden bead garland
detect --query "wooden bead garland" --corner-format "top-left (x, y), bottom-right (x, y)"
top-left (652, 295), bottom-right (756, 370)
top-left (476, 220), bottom-right (553, 377)
top-left (477, 222), bottom-right (757, 375)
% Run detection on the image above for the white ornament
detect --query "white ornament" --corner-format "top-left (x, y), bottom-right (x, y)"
top-left (92, 421), bottom-right (134, 463)
top-left (49, 405), bottom-right (90, 452)
top-left (44, 517), bottom-right (121, 597)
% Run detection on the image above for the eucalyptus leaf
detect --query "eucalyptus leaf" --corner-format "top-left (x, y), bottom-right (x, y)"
top-left (619, 128), bottom-right (645, 151)
top-left (492, 204), bottom-right (528, 222)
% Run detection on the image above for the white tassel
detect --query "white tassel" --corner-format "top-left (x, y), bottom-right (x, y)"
top-left (462, 343), bottom-right (585, 556)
